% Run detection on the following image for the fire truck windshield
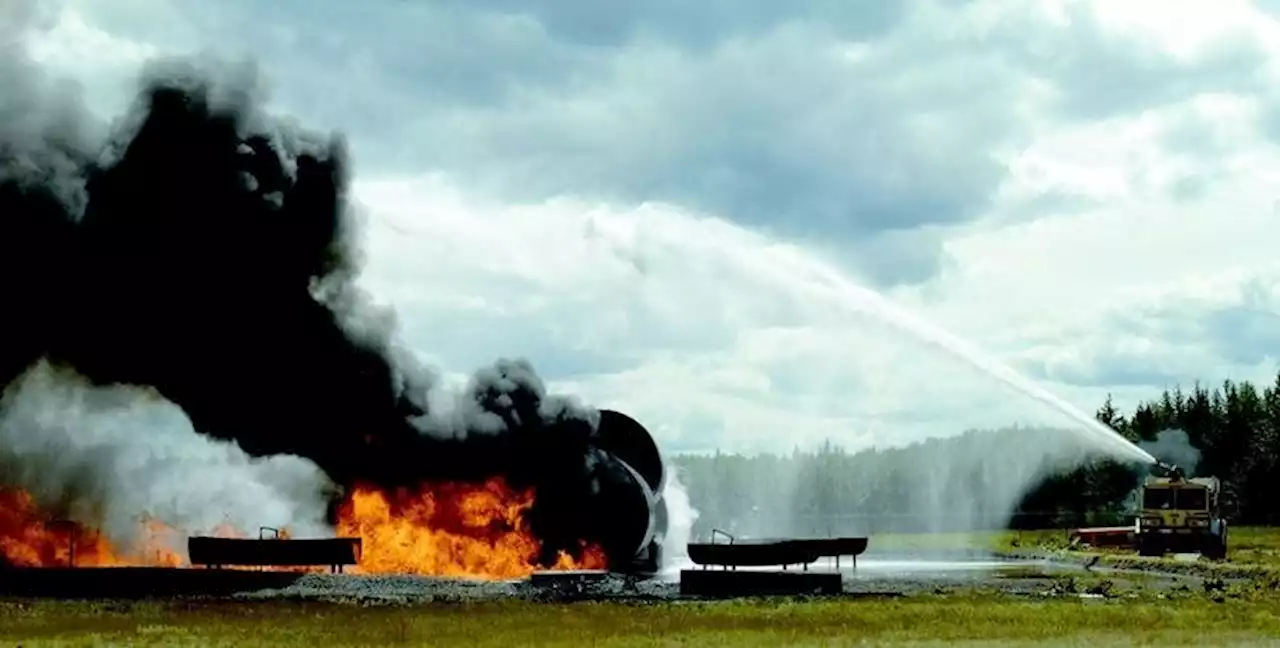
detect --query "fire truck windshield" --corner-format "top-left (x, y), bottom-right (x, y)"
top-left (1143, 487), bottom-right (1207, 510)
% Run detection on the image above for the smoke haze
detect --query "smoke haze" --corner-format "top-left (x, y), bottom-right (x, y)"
top-left (0, 361), bottom-right (333, 554)
top-left (1139, 428), bottom-right (1201, 476)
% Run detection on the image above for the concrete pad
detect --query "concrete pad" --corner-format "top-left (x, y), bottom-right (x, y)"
top-left (679, 569), bottom-right (842, 597)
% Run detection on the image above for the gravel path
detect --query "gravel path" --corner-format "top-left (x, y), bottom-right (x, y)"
top-left (0, 554), bottom-right (1215, 604)
top-left (229, 558), bottom-right (1207, 605)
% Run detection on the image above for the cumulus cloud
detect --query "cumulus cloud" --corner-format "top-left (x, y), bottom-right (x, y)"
top-left (1016, 270), bottom-right (1280, 390)
top-left (13, 0), bottom-right (1280, 458)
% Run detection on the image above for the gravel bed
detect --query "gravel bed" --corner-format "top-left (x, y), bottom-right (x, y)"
top-left (234, 574), bottom-right (527, 604)
top-left (230, 562), bottom-right (1192, 605)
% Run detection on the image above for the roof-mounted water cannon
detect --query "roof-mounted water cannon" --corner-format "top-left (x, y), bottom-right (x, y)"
top-left (1153, 462), bottom-right (1185, 481)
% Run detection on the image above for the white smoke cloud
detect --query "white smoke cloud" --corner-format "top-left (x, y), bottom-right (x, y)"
top-left (0, 361), bottom-right (334, 559)
top-left (1139, 428), bottom-right (1201, 476)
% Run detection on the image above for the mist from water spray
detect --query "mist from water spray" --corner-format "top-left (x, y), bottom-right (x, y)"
top-left (727, 243), bottom-right (1156, 465)
top-left (592, 217), bottom-right (1161, 546)
top-left (361, 201), bottom-right (1156, 548)
top-left (363, 203), bottom-right (1149, 465)
top-left (657, 461), bottom-right (698, 569)
top-left (672, 244), bottom-right (1160, 546)
top-left (675, 424), bottom-right (1133, 550)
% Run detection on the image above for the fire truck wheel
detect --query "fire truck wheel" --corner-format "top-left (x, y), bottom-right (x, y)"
top-left (1204, 528), bottom-right (1228, 560)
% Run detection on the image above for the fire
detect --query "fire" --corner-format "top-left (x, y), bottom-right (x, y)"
top-left (0, 487), bottom-right (182, 567)
top-left (0, 488), bottom-right (319, 571)
top-left (337, 478), bottom-right (607, 578)
top-left (0, 479), bottom-right (609, 578)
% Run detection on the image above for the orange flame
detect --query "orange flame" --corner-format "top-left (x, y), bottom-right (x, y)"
top-left (1, 478), bottom-right (608, 577)
top-left (0, 487), bottom-right (182, 567)
top-left (337, 478), bottom-right (606, 578)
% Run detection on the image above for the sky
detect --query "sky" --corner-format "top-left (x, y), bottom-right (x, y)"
top-left (13, 0), bottom-right (1280, 457)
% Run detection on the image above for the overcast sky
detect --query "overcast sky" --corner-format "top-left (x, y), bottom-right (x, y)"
top-left (17, 0), bottom-right (1280, 456)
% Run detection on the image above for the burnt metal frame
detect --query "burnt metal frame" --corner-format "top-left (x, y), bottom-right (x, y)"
top-left (688, 529), bottom-right (866, 572)
top-left (187, 536), bottom-right (362, 574)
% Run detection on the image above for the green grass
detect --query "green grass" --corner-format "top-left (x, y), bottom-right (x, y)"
top-left (872, 527), bottom-right (1280, 581)
top-left (1220, 527), bottom-right (1280, 567)
top-left (872, 527), bottom-right (1280, 561)
top-left (2, 595), bottom-right (1279, 647)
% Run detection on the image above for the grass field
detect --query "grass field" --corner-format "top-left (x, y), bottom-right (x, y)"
top-left (2, 594), bottom-right (1279, 647)
top-left (872, 526), bottom-right (1280, 563)
top-left (1000, 526), bottom-right (1280, 564)
top-left (869, 526), bottom-right (1280, 584)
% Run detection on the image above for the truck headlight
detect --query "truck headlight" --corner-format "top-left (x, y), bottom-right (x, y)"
top-left (1189, 519), bottom-right (1208, 527)
top-left (1142, 517), bottom-right (1161, 526)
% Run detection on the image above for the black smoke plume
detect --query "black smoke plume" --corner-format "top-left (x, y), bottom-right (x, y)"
top-left (0, 51), bottom-right (659, 567)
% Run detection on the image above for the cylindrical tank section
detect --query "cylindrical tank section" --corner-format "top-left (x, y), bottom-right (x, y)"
top-left (587, 450), bottom-right (658, 563)
top-left (590, 409), bottom-right (668, 571)
top-left (596, 409), bottom-right (666, 496)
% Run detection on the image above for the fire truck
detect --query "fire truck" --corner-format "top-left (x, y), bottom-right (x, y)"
top-left (1135, 465), bottom-right (1228, 559)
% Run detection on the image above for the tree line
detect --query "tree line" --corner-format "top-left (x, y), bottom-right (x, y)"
top-left (670, 375), bottom-right (1280, 540)
top-left (1028, 375), bottom-right (1280, 527)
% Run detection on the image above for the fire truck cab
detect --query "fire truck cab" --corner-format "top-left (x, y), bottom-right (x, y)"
top-left (1136, 467), bottom-right (1227, 559)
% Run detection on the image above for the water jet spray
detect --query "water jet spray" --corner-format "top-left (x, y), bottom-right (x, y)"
top-left (724, 243), bottom-right (1157, 465)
